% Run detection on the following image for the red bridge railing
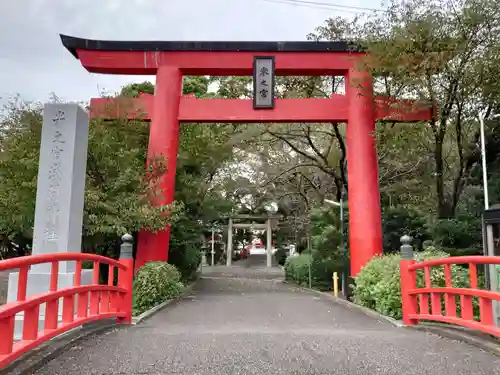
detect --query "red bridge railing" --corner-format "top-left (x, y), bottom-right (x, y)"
top-left (399, 236), bottom-right (500, 337)
top-left (0, 234), bottom-right (134, 368)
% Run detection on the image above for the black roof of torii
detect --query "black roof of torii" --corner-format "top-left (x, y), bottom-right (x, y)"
top-left (60, 34), bottom-right (362, 59)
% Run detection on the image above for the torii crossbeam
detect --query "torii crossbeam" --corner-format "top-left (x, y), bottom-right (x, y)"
top-left (61, 34), bottom-right (434, 275)
top-left (90, 93), bottom-right (433, 123)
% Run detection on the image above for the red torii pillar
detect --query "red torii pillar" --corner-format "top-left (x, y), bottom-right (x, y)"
top-left (61, 34), bottom-right (434, 274)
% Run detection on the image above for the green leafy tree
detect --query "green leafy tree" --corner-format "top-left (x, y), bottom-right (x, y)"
top-left (0, 98), bottom-right (173, 258)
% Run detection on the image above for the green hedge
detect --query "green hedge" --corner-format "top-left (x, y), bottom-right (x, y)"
top-left (168, 245), bottom-right (202, 282)
top-left (352, 247), bottom-right (482, 319)
top-left (284, 253), bottom-right (341, 291)
top-left (132, 262), bottom-right (184, 315)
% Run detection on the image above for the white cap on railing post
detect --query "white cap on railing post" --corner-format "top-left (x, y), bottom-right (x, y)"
top-left (400, 235), bottom-right (413, 260)
top-left (120, 234), bottom-right (134, 259)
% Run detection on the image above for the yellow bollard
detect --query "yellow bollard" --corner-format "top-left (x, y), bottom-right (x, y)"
top-left (333, 272), bottom-right (339, 297)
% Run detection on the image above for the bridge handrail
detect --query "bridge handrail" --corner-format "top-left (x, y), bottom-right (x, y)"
top-left (400, 239), bottom-right (500, 337)
top-left (408, 255), bottom-right (500, 270)
top-left (0, 235), bottom-right (134, 369)
top-left (0, 252), bottom-right (126, 271)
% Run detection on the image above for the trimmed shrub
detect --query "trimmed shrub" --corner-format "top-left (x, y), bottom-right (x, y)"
top-left (168, 245), bottom-right (202, 282)
top-left (352, 247), bottom-right (481, 319)
top-left (352, 253), bottom-right (401, 314)
top-left (285, 254), bottom-right (311, 286)
top-left (284, 253), bottom-right (342, 291)
top-left (132, 262), bottom-right (184, 315)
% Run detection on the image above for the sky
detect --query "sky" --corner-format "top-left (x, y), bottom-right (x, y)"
top-left (0, 0), bottom-right (380, 106)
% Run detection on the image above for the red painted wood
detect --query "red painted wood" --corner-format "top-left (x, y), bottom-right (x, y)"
top-left (75, 49), bottom-right (357, 76)
top-left (400, 259), bottom-right (418, 325)
top-left (90, 292), bottom-right (100, 316)
top-left (443, 264), bottom-right (457, 317)
top-left (99, 291), bottom-right (109, 313)
top-left (0, 285), bottom-right (126, 320)
top-left (92, 262), bottom-right (100, 285)
top-left (480, 298), bottom-right (494, 325)
top-left (0, 312), bottom-right (126, 368)
top-left (90, 95), bottom-right (433, 123)
top-left (103, 266), bottom-right (114, 313)
top-left (0, 253), bottom-right (125, 272)
top-left (444, 264), bottom-right (452, 287)
top-left (50, 262), bottom-right (59, 291)
top-left (423, 267), bottom-right (436, 314)
top-left (401, 256), bottom-right (500, 337)
top-left (45, 262), bottom-right (60, 330)
top-left (117, 258), bottom-right (134, 323)
top-left (0, 316), bottom-right (14, 355)
top-left (108, 292), bottom-right (117, 313)
top-left (179, 97), bottom-right (350, 123)
top-left (108, 266), bottom-right (115, 286)
top-left (0, 253), bottom-right (134, 368)
top-left (419, 294), bottom-right (429, 315)
top-left (461, 295), bottom-right (474, 320)
top-left (17, 266), bottom-right (28, 301)
top-left (22, 305), bottom-right (39, 341)
top-left (77, 292), bottom-right (89, 319)
top-left (135, 66), bottom-right (183, 271)
top-left (469, 263), bottom-right (478, 288)
top-left (74, 260), bottom-right (82, 286)
top-left (45, 299), bottom-right (59, 331)
top-left (409, 287), bottom-right (500, 300)
top-left (62, 295), bottom-right (74, 324)
top-left (424, 267), bottom-right (431, 287)
top-left (345, 69), bottom-right (382, 276)
top-left (408, 256), bottom-right (500, 270)
top-left (90, 262), bottom-right (100, 315)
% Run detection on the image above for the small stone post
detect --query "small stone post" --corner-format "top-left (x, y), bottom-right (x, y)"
top-left (399, 235), bottom-right (418, 326)
top-left (226, 218), bottom-right (233, 267)
top-left (400, 235), bottom-right (413, 260)
top-left (266, 218), bottom-right (273, 268)
top-left (120, 234), bottom-right (134, 259)
top-left (117, 234), bottom-right (134, 324)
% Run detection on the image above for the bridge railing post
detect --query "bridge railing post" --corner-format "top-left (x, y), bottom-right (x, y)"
top-left (117, 234), bottom-right (134, 324)
top-left (399, 235), bottom-right (418, 326)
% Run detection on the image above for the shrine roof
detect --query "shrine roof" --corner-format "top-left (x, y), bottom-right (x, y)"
top-left (60, 34), bottom-right (362, 59)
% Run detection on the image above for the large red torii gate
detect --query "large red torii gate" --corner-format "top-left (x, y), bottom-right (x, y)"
top-left (61, 34), bottom-right (433, 275)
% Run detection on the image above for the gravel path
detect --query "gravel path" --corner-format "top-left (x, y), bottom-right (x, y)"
top-left (34, 259), bottom-right (500, 375)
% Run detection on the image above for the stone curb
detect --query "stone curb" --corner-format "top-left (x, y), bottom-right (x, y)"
top-left (131, 281), bottom-right (197, 325)
top-left (0, 320), bottom-right (119, 375)
top-left (411, 323), bottom-right (500, 357)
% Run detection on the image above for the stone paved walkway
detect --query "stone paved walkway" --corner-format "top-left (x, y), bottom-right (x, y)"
top-left (35, 256), bottom-right (500, 375)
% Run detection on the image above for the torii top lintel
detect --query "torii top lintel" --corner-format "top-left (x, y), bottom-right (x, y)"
top-left (61, 34), bottom-right (435, 123)
top-left (60, 34), bottom-right (364, 76)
